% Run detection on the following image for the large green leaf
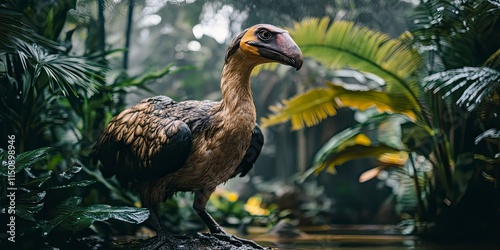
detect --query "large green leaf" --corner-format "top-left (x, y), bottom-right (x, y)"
top-left (42, 196), bottom-right (149, 235)
top-left (15, 191), bottom-right (46, 222)
top-left (24, 165), bottom-right (96, 191)
top-left (46, 180), bottom-right (96, 190)
top-left (0, 147), bottom-right (51, 176)
top-left (298, 113), bottom-right (409, 181)
top-left (423, 67), bottom-right (500, 111)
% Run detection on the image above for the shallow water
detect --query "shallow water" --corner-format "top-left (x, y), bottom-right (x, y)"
top-left (245, 225), bottom-right (500, 250)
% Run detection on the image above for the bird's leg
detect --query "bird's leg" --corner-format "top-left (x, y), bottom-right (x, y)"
top-left (193, 189), bottom-right (265, 249)
top-left (138, 207), bottom-right (174, 250)
top-left (148, 207), bottom-right (167, 238)
top-left (193, 188), bottom-right (224, 233)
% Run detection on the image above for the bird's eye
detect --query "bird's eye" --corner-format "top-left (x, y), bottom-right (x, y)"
top-left (258, 30), bottom-right (272, 41)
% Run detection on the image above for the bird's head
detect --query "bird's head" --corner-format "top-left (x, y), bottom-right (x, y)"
top-left (225, 24), bottom-right (303, 70)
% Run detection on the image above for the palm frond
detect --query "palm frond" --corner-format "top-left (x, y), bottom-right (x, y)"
top-left (289, 17), bottom-right (424, 115)
top-left (16, 42), bottom-right (105, 97)
top-left (424, 67), bottom-right (500, 111)
top-left (0, 7), bottom-right (64, 53)
top-left (261, 87), bottom-right (337, 130)
top-left (330, 69), bottom-right (386, 91)
top-left (261, 82), bottom-right (417, 130)
top-left (409, 0), bottom-right (500, 69)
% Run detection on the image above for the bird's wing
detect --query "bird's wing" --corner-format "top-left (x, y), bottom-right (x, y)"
top-left (232, 125), bottom-right (264, 178)
top-left (93, 96), bottom-right (193, 183)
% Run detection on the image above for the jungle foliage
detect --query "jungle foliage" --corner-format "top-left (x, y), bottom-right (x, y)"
top-left (0, 0), bottom-right (182, 248)
top-left (263, 0), bottom-right (500, 240)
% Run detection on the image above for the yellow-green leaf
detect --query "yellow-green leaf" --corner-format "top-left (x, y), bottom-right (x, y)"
top-left (261, 82), bottom-right (417, 130)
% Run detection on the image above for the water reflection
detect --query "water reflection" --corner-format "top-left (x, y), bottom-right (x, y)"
top-left (245, 225), bottom-right (500, 250)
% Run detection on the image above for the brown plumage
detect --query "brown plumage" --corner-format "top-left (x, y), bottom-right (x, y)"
top-left (93, 24), bottom-right (302, 247)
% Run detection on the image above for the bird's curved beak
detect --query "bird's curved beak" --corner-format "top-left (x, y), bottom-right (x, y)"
top-left (248, 32), bottom-right (303, 71)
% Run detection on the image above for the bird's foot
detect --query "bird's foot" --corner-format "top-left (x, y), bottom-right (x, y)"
top-left (137, 232), bottom-right (176, 250)
top-left (211, 232), bottom-right (267, 249)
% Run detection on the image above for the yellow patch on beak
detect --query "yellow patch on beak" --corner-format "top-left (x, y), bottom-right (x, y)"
top-left (239, 27), bottom-right (260, 57)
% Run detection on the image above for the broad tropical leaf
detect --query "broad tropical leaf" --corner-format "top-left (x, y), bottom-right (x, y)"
top-left (330, 69), bottom-right (386, 91)
top-left (42, 196), bottom-right (149, 235)
top-left (423, 67), bottom-right (500, 111)
top-left (313, 135), bottom-right (402, 176)
top-left (15, 191), bottom-right (46, 222)
top-left (112, 63), bottom-right (193, 91)
top-left (0, 147), bottom-right (51, 176)
top-left (298, 113), bottom-right (409, 181)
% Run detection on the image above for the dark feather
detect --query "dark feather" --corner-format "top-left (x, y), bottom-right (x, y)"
top-left (93, 96), bottom-right (218, 183)
top-left (225, 28), bottom-right (249, 63)
top-left (232, 125), bottom-right (264, 178)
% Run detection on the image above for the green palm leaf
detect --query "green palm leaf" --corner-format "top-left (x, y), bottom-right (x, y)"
top-left (262, 18), bottom-right (426, 130)
top-left (423, 67), bottom-right (500, 111)
top-left (16, 42), bottom-right (105, 97)
top-left (409, 0), bottom-right (500, 69)
top-left (0, 7), bottom-right (63, 53)
top-left (261, 82), bottom-right (417, 130)
top-left (289, 18), bottom-right (424, 113)
top-left (262, 87), bottom-right (337, 130)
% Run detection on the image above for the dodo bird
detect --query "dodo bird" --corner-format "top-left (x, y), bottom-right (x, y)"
top-left (93, 24), bottom-right (303, 247)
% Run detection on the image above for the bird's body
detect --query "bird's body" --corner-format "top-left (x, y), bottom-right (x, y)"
top-left (100, 96), bottom-right (257, 206)
top-left (93, 23), bottom-right (302, 248)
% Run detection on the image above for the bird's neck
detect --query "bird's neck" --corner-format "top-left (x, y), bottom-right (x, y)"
top-left (219, 54), bottom-right (257, 122)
